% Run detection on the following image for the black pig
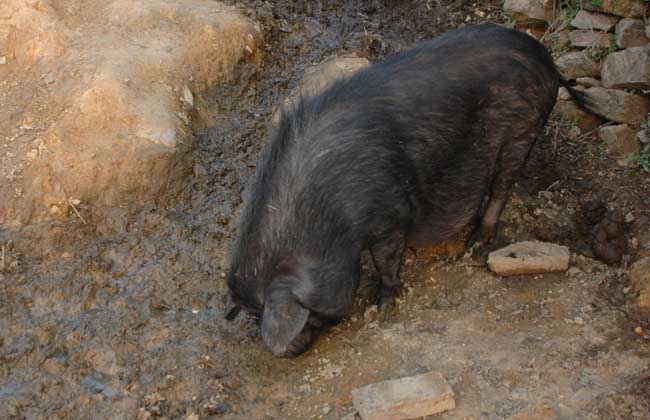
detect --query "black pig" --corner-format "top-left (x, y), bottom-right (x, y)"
top-left (225, 24), bottom-right (593, 357)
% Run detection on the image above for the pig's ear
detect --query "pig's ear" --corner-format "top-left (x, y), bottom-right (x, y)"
top-left (261, 281), bottom-right (309, 357)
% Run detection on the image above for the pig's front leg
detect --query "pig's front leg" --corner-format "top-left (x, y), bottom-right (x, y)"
top-left (370, 229), bottom-right (406, 311)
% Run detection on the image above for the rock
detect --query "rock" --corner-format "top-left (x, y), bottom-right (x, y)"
top-left (629, 257), bottom-right (650, 311)
top-left (507, 403), bottom-right (560, 420)
top-left (42, 357), bottom-right (67, 375)
top-left (504, 0), bottom-right (556, 23)
top-left (549, 31), bottom-right (571, 50)
top-left (597, 124), bottom-right (641, 166)
top-left (551, 99), bottom-right (604, 131)
top-left (569, 30), bottom-right (612, 48)
top-left (556, 51), bottom-right (600, 79)
top-left (272, 56), bottom-right (370, 127)
top-left (0, 56), bottom-right (6, 65)
top-left (581, 0), bottom-right (648, 18)
top-left (576, 77), bottom-right (602, 87)
top-left (0, 0), bottom-right (262, 226)
top-left (487, 241), bottom-right (570, 276)
top-left (584, 87), bottom-right (650, 125)
top-left (351, 371), bottom-right (455, 420)
top-left (615, 19), bottom-right (649, 49)
top-left (637, 129), bottom-right (650, 144)
top-left (571, 10), bottom-right (619, 32)
top-left (593, 210), bottom-right (626, 265)
top-left (602, 47), bottom-right (650, 89)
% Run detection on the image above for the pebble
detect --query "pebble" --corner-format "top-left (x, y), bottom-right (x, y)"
top-left (0, 56), bottom-right (6, 65)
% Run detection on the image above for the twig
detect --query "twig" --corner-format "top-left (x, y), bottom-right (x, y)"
top-left (545, 180), bottom-right (561, 191)
top-left (68, 198), bottom-right (88, 225)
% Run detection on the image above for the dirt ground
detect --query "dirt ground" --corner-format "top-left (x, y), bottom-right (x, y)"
top-left (2, 1), bottom-right (650, 419)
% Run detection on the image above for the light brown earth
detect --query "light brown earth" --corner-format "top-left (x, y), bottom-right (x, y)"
top-left (1, 1), bottom-right (650, 419)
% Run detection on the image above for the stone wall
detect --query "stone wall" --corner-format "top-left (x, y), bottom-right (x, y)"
top-left (506, 0), bottom-right (650, 167)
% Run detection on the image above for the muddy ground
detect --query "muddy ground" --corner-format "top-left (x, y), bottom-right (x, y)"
top-left (2, 1), bottom-right (650, 419)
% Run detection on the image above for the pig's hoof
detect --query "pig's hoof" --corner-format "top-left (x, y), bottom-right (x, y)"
top-left (378, 286), bottom-right (399, 311)
top-left (470, 228), bottom-right (494, 246)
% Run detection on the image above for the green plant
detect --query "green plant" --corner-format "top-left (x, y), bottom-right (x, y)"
top-left (625, 144), bottom-right (650, 173)
top-left (591, 0), bottom-right (603, 8)
top-left (561, 0), bottom-right (580, 20)
top-left (504, 15), bottom-right (517, 29)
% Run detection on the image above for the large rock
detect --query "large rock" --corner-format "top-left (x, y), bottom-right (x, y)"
top-left (504, 0), bottom-right (556, 23)
top-left (487, 241), bottom-right (571, 276)
top-left (597, 124), bottom-right (641, 167)
top-left (581, 0), bottom-right (648, 18)
top-left (569, 30), bottom-right (612, 48)
top-left (571, 10), bottom-right (619, 32)
top-left (556, 51), bottom-right (600, 79)
top-left (629, 257), bottom-right (650, 312)
top-left (615, 19), bottom-right (649, 49)
top-left (585, 87), bottom-right (650, 125)
top-left (602, 47), bottom-right (650, 89)
top-left (271, 56), bottom-right (370, 127)
top-left (0, 0), bottom-right (262, 226)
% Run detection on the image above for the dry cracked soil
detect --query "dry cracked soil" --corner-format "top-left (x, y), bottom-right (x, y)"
top-left (2, 1), bottom-right (650, 419)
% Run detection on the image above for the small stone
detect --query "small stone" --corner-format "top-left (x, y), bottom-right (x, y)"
top-left (193, 163), bottom-right (207, 177)
top-left (568, 126), bottom-right (581, 140)
top-left (637, 129), bottom-right (650, 144)
top-left (182, 85), bottom-right (194, 108)
top-left (351, 371), bottom-right (455, 420)
top-left (569, 30), bottom-right (612, 48)
top-left (566, 267), bottom-right (583, 277)
top-left (322, 405), bottom-right (331, 414)
top-left (0, 56), bottom-right (6, 65)
top-left (364, 305), bottom-right (378, 320)
top-left (585, 87), bottom-right (650, 125)
top-left (576, 77), bottom-right (601, 87)
top-left (634, 326), bottom-right (644, 336)
top-left (571, 10), bottom-right (619, 32)
top-left (616, 19), bottom-right (649, 48)
top-left (597, 124), bottom-right (641, 166)
top-left (61, 252), bottom-right (74, 261)
top-left (625, 212), bottom-right (636, 223)
top-left (42, 357), bottom-right (67, 375)
top-left (556, 51), bottom-right (600, 79)
top-left (601, 47), bottom-right (650, 89)
top-left (557, 87), bottom-right (572, 101)
top-left (487, 241), bottom-right (571, 276)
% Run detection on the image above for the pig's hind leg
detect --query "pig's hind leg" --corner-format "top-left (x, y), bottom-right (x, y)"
top-left (473, 111), bottom-right (550, 244)
top-left (370, 230), bottom-right (407, 310)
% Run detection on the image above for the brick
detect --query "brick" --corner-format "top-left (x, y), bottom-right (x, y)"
top-left (351, 371), bottom-right (455, 420)
top-left (487, 241), bottom-right (570, 276)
